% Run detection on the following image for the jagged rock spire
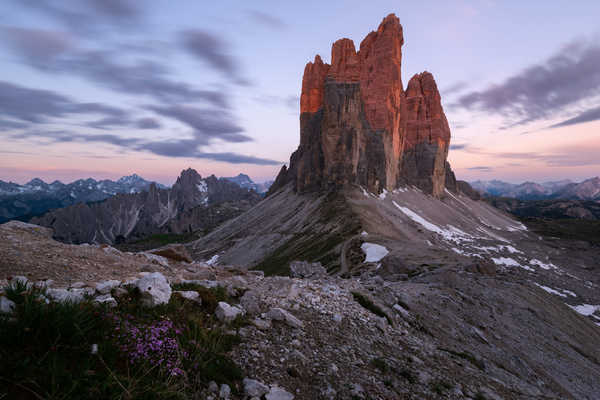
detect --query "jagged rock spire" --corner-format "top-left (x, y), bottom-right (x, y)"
top-left (270, 14), bottom-right (453, 197)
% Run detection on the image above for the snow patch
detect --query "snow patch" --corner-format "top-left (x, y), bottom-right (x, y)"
top-left (392, 201), bottom-right (474, 244)
top-left (197, 180), bottom-right (208, 193)
top-left (361, 243), bottom-right (389, 263)
top-left (360, 231), bottom-right (368, 236)
top-left (378, 189), bottom-right (388, 200)
top-left (568, 304), bottom-right (600, 316)
top-left (530, 259), bottom-right (557, 270)
top-left (492, 257), bottom-right (534, 271)
top-left (534, 283), bottom-right (567, 297)
top-left (206, 254), bottom-right (219, 266)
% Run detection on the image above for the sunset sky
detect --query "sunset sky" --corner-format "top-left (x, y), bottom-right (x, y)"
top-left (1, 0), bottom-right (599, 185)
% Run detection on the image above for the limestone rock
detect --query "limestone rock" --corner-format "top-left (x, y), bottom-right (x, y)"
top-left (215, 302), bottom-right (244, 323)
top-left (96, 280), bottom-right (120, 294)
top-left (46, 288), bottom-right (85, 304)
top-left (0, 296), bottom-right (16, 313)
top-left (174, 290), bottom-right (201, 303)
top-left (243, 378), bottom-right (269, 397)
top-left (135, 272), bottom-right (171, 306)
top-left (94, 293), bottom-right (118, 307)
top-left (265, 386), bottom-right (294, 400)
top-left (266, 307), bottom-right (304, 329)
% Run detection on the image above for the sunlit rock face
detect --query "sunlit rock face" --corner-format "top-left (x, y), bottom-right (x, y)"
top-left (271, 14), bottom-right (454, 197)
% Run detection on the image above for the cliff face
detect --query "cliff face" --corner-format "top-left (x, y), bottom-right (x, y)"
top-left (270, 14), bottom-right (455, 197)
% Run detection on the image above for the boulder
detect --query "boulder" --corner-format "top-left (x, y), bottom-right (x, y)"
top-left (135, 272), bottom-right (172, 306)
top-left (243, 378), bottom-right (269, 397)
top-left (46, 288), bottom-right (85, 304)
top-left (96, 280), bottom-right (120, 294)
top-left (215, 302), bottom-right (244, 323)
top-left (174, 290), bottom-right (202, 304)
top-left (240, 290), bottom-right (262, 315)
top-left (94, 294), bottom-right (117, 308)
top-left (0, 296), bottom-right (16, 313)
top-left (265, 386), bottom-right (294, 400)
top-left (266, 307), bottom-right (304, 329)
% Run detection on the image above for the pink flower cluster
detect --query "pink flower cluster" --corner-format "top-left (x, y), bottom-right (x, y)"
top-left (110, 314), bottom-right (188, 377)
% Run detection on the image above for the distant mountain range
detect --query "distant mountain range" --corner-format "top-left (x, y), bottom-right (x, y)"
top-left (0, 174), bottom-right (167, 223)
top-left (223, 173), bottom-right (273, 194)
top-left (0, 173), bottom-right (273, 224)
top-left (31, 168), bottom-right (262, 244)
top-left (471, 177), bottom-right (600, 201)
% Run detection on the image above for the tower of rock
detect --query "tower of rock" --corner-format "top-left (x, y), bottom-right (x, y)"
top-left (269, 14), bottom-right (454, 197)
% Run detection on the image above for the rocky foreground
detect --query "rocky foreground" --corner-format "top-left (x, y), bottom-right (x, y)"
top-left (1, 221), bottom-right (600, 399)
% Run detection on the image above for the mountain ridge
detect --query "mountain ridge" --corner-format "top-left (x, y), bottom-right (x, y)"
top-left (471, 177), bottom-right (600, 200)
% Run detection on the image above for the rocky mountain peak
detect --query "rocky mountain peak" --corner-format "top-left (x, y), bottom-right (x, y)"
top-left (269, 14), bottom-right (454, 197)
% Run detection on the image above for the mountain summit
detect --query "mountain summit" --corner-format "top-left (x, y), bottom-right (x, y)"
top-left (270, 14), bottom-right (454, 197)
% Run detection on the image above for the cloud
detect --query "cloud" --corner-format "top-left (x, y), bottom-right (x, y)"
top-left (147, 105), bottom-right (251, 143)
top-left (467, 166), bottom-right (493, 171)
top-left (450, 143), bottom-right (468, 150)
top-left (13, 0), bottom-right (142, 35)
top-left (0, 81), bottom-right (127, 124)
top-left (454, 39), bottom-right (600, 127)
top-left (0, 119), bottom-right (28, 131)
top-left (549, 105), bottom-right (600, 128)
top-left (1, 26), bottom-right (73, 68)
top-left (246, 10), bottom-right (287, 30)
top-left (442, 81), bottom-right (468, 96)
top-left (136, 118), bottom-right (161, 129)
top-left (2, 27), bottom-right (228, 108)
top-left (9, 128), bottom-right (281, 165)
top-left (180, 29), bottom-right (250, 85)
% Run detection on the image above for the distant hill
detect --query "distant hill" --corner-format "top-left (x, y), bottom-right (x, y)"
top-left (0, 174), bottom-right (167, 223)
top-left (471, 177), bottom-right (600, 200)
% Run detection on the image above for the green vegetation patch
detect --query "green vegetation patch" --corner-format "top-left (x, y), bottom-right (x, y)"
top-left (0, 282), bottom-right (243, 400)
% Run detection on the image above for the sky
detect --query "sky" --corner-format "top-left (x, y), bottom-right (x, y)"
top-left (1, 0), bottom-right (599, 185)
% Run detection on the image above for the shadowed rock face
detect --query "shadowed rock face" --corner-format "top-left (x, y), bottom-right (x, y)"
top-left (270, 14), bottom-right (455, 197)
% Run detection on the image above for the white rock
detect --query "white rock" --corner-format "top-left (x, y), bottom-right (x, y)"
top-left (265, 386), bottom-right (294, 400)
top-left (174, 291), bottom-right (201, 303)
top-left (135, 272), bottom-right (171, 306)
top-left (252, 317), bottom-right (272, 330)
top-left (219, 383), bottom-right (231, 399)
top-left (0, 296), bottom-right (16, 313)
top-left (333, 313), bottom-right (342, 323)
top-left (208, 381), bottom-right (219, 393)
top-left (95, 294), bottom-right (118, 308)
top-left (215, 302), bottom-right (244, 323)
top-left (46, 288), bottom-right (84, 303)
top-left (266, 307), bottom-right (304, 329)
top-left (244, 378), bottom-right (269, 397)
top-left (96, 280), bottom-right (120, 294)
top-left (34, 279), bottom-right (54, 289)
top-left (70, 281), bottom-right (86, 289)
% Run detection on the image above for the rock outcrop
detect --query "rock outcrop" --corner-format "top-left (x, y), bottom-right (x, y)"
top-left (269, 14), bottom-right (456, 197)
top-left (32, 169), bottom-right (261, 245)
